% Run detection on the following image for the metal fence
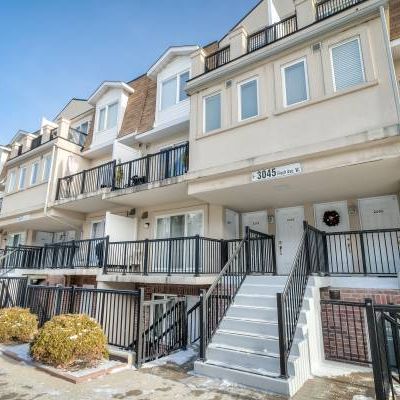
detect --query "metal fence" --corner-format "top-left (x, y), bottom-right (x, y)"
top-left (205, 46), bottom-right (230, 72)
top-left (0, 277), bottom-right (28, 308)
top-left (316, 0), bottom-right (367, 20)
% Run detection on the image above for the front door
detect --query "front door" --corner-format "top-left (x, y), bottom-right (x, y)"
top-left (225, 209), bottom-right (239, 239)
top-left (314, 201), bottom-right (353, 273)
top-left (241, 211), bottom-right (268, 237)
top-left (275, 206), bottom-right (305, 275)
top-left (359, 195), bottom-right (400, 274)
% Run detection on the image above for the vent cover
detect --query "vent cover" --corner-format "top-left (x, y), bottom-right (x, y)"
top-left (312, 42), bottom-right (321, 53)
top-left (225, 80), bottom-right (232, 88)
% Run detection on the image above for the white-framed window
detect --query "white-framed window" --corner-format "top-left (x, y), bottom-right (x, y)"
top-left (330, 37), bottom-right (365, 92)
top-left (97, 102), bottom-right (118, 132)
top-left (204, 92), bottom-right (221, 134)
top-left (91, 220), bottom-right (105, 239)
top-left (160, 70), bottom-right (190, 110)
top-left (18, 166), bottom-right (27, 190)
top-left (7, 170), bottom-right (16, 193)
top-left (30, 161), bottom-right (39, 185)
top-left (155, 211), bottom-right (204, 238)
top-left (238, 77), bottom-right (259, 121)
top-left (42, 154), bottom-right (52, 182)
top-left (75, 121), bottom-right (89, 134)
top-left (282, 58), bottom-right (309, 107)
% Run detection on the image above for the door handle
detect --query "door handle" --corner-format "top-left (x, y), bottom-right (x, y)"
top-left (278, 241), bottom-right (283, 256)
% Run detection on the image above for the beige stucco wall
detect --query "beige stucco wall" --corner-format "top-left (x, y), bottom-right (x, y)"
top-left (189, 18), bottom-right (399, 174)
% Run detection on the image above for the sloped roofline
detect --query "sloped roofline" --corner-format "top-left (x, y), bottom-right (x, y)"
top-left (53, 98), bottom-right (89, 121)
top-left (88, 81), bottom-right (135, 105)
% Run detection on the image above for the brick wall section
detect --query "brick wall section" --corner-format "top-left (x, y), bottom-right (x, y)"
top-left (320, 287), bottom-right (400, 364)
top-left (118, 74), bottom-right (157, 138)
top-left (390, 0), bottom-right (400, 40)
top-left (131, 283), bottom-right (209, 301)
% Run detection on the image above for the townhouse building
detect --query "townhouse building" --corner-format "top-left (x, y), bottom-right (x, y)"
top-left (1, 0), bottom-right (400, 396)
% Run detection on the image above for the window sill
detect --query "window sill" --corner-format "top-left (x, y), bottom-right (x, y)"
top-left (273, 80), bottom-right (378, 116)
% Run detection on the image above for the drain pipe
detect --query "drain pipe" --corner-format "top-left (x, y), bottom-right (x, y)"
top-left (380, 6), bottom-right (400, 124)
top-left (43, 146), bottom-right (81, 232)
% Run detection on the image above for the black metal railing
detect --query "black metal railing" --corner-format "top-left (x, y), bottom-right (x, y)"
top-left (247, 15), bottom-right (298, 53)
top-left (0, 277), bottom-right (28, 308)
top-left (316, 0), bottom-right (366, 20)
top-left (56, 161), bottom-right (115, 200)
top-left (113, 143), bottom-right (189, 191)
top-left (1, 246), bottom-right (43, 269)
top-left (205, 46), bottom-right (230, 72)
top-left (325, 228), bottom-right (400, 276)
top-left (68, 127), bottom-right (88, 147)
top-left (188, 301), bottom-right (201, 344)
top-left (30, 135), bottom-right (42, 150)
top-left (199, 228), bottom-right (249, 359)
top-left (247, 229), bottom-right (276, 274)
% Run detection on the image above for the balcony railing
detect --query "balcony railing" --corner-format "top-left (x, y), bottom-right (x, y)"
top-left (247, 15), bottom-right (298, 53)
top-left (56, 161), bottom-right (114, 200)
top-left (30, 135), bottom-right (42, 150)
top-left (68, 127), bottom-right (88, 147)
top-left (205, 46), bottom-right (231, 72)
top-left (113, 142), bottom-right (189, 191)
top-left (316, 0), bottom-right (367, 21)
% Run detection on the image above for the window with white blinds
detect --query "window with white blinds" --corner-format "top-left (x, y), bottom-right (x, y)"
top-left (282, 58), bottom-right (309, 107)
top-left (330, 37), bottom-right (365, 91)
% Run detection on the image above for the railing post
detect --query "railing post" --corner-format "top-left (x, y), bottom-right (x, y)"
top-left (182, 298), bottom-right (188, 350)
top-left (303, 221), bottom-right (312, 273)
top-left (168, 240), bottom-right (172, 276)
top-left (359, 232), bottom-right (368, 276)
top-left (277, 293), bottom-right (288, 378)
top-left (111, 160), bottom-right (117, 191)
top-left (220, 239), bottom-right (228, 271)
top-left (365, 298), bottom-right (387, 400)
top-left (143, 239), bottom-right (149, 276)
top-left (55, 178), bottom-right (61, 200)
top-left (322, 232), bottom-right (330, 276)
top-left (69, 287), bottom-right (75, 314)
top-left (194, 235), bottom-right (200, 276)
top-left (69, 241), bottom-right (75, 268)
top-left (244, 226), bottom-right (251, 273)
top-left (199, 290), bottom-right (206, 360)
top-left (54, 286), bottom-right (63, 316)
top-left (271, 236), bottom-right (277, 275)
top-left (145, 155), bottom-right (151, 183)
top-left (80, 170), bottom-right (86, 194)
top-left (102, 236), bottom-right (110, 274)
top-left (135, 288), bottom-right (145, 368)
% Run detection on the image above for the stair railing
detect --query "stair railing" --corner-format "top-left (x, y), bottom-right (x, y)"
top-left (199, 227), bottom-right (250, 360)
top-left (276, 221), bottom-right (325, 378)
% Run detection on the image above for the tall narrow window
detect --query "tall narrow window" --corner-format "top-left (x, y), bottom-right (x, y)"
top-left (106, 102), bottom-right (118, 129)
top-left (30, 162), bottom-right (39, 185)
top-left (282, 59), bottom-right (309, 107)
top-left (331, 37), bottom-right (365, 91)
top-left (239, 78), bottom-right (259, 120)
top-left (19, 167), bottom-right (27, 190)
top-left (8, 171), bottom-right (16, 193)
top-left (204, 93), bottom-right (221, 133)
top-left (42, 155), bottom-right (52, 182)
top-left (161, 77), bottom-right (177, 110)
top-left (179, 71), bottom-right (190, 102)
top-left (98, 107), bottom-right (106, 131)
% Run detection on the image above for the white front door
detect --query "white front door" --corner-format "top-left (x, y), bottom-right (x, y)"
top-left (359, 195), bottom-right (400, 274)
top-left (225, 209), bottom-right (239, 239)
top-left (241, 211), bottom-right (268, 236)
top-left (314, 201), bottom-right (353, 273)
top-left (275, 206), bottom-right (305, 275)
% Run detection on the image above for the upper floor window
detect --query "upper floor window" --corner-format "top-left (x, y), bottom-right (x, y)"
top-left (18, 167), bottom-right (27, 190)
top-left (75, 121), bottom-right (89, 134)
top-left (204, 92), bottom-right (221, 134)
top-left (238, 78), bottom-right (259, 121)
top-left (8, 171), bottom-right (16, 193)
top-left (42, 155), bottom-right (52, 182)
top-left (282, 58), bottom-right (309, 107)
top-left (161, 71), bottom-right (190, 110)
top-left (97, 102), bottom-right (118, 131)
top-left (330, 37), bottom-right (365, 92)
top-left (30, 162), bottom-right (39, 185)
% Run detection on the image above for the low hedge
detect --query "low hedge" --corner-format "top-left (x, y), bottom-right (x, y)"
top-left (0, 307), bottom-right (38, 344)
top-left (30, 314), bottom-right (108, 369)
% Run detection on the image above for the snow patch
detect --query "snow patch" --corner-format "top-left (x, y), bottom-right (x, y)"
top-left (142, 348), bottom-right (197, 368)
top-left (352, 396), bottom-right (374, 400)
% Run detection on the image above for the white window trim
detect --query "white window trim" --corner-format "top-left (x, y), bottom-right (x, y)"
top-left (159, 69), bottom-right (190, 111)
top-left (18, 166), bottom-right (27, 190)
top-left (329, 36), bottom-right (366, 93)
top-left (30, 161), bottom-right (40, 186)
top-left (154, 210), bottom-right (205, 238)
top-left (281, 57), bottom-right (310, 108)
top-left (42, 154), bottom-right (52, 182)
top-left (90, 219), bottom-right (106, 239)
top-left (238, 77), bottom-right (260, 121)
top-left (7, 170), bottom-right (17, 193)
top-left (97, 101), bottom-right (119, 133)
top-left (203, 91), bottom-right (222, 135)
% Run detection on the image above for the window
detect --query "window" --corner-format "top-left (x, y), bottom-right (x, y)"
top-left (7, 171), bottom-right (16, 193)
top-left (18, 167), bottom-right (27, 190)
top-left (330, 37), bottom-right (365, 91)
top-left (42, 155), bottom-right (52, 182)
top-left (156, 211), bottom-right (203, 238)
top-left (91, 220), bottom-right (105, 239)
top-left (76, 121), bottom-right (89, 134)
top-left (204, 93), bottom-right (221, 133)
top-left (239, 78), bottom-right (259, 120)
top-left (282, 58), bottom-right (309, 107)
top-left (160, 70), bottom-right (190, 110)
top-left (97, 102), bottom-right (119, 132)
top-left (30, 162), bottom-right (39, 185)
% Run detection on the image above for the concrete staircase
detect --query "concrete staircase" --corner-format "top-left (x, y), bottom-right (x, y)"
top-left (194, 275), bottom-right (313, 396)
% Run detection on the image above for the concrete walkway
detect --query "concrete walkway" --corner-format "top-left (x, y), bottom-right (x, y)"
top-left (0, 353), bottom-right (376, 400)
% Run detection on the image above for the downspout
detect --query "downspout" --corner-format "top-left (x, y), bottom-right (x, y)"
top-left (380, 6), bottom-right (400, 125)
top-left (43, 145), bottom-right (81, 232)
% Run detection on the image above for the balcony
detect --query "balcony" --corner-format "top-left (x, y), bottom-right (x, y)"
top-left (205, 47), bottom-right (231, 73)
top-left (316, 0), bottom-right (367, 21)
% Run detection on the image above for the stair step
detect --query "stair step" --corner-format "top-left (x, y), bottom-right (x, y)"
top-left (227, 305), bottom-right (277, 321)
top-left (239, 284), bottom-right (284, 295)
top-left (245, 275), bottom-right (288, 285)
top-left (234, 294), bottom-right (277, 307)
top-left (194, 361), bottom-right (293, 396)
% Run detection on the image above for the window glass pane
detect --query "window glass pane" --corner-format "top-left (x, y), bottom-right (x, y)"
top-left (205, 93), bottom-right (221, 133)
top-left (8, 172), bottom-right (16, 192)
top-left (186, 212), bottom-right (203, 236)
top-left (79, 122), bottom-right (89, 134)
top-left (179, 71), bottom-right (190, 102)
top-left (284, 61), bottom-right (308, 106)
top-left (156, 218), bottom-right (170, 239)
top-left (106, 102), bottom-right (118, 129)
top-left (98, 108), bottom-right (106, 131)
top-left (19, 168), bottom-right (26, 189)
top-left (170, 215), bottom-right (185, 237)
top-left (240, 80), bottom-right (258, 120)
top-left (31, 163), bottom-right (39, 185)
top-left (332, 39), bottom-right (364, 91)
top-left (161, 77), bottom-right (177, 110)
top-left (43, 156), bottom-right (52, 181)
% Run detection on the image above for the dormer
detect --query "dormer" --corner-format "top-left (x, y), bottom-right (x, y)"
top-left (147, 46), bottom-right (198, 129)
top-left (88, 82), bottom-right (134, 149)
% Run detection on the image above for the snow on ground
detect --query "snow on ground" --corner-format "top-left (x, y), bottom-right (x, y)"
top-left (142, 347), bottom-right (197, 368)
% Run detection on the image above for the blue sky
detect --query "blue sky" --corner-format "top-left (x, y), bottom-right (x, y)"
top-left (0, 0), bottom-right (259, 144)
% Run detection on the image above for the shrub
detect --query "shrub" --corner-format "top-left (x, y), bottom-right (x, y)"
top-left (0, 307), bottom-right (38, 344)
top-left (30, 314), bottom-right (108, 369)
